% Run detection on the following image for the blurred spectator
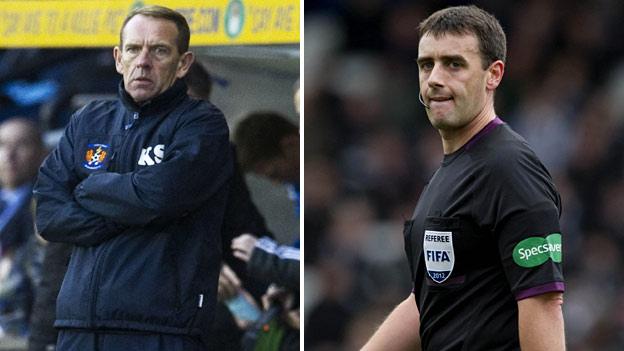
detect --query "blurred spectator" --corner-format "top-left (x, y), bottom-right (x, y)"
top-left (0, 49), bottom-right (118, 127)
top-left (235, 111), bottom-right (299, 188)
top-left (186, 60), bottom-right (274, 350)
top-left (305, 0), bottom-right (624, 349)
top-left (2, 49), bottom-right (120, 351)
top-left (27, 242), bottom-right (71, 351)
top-left (0, 117), bottom-right (46, 340)
top-left (232, 111), bottom-right (300, 350)
top-left (185, 60), bottom-right (213, 100)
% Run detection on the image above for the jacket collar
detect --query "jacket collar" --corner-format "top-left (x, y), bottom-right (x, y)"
top-left (118, 79), bottom-right (188, 116)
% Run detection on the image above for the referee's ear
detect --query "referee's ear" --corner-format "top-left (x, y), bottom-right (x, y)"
top-left (486, 60), bottom-right (505, 91)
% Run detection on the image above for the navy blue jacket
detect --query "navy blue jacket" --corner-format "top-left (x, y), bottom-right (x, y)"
top-left (33, 80), bottom-right (232, 339)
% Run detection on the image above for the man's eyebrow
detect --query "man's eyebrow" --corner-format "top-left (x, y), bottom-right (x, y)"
top-left (416, 54), bottom-right (468, 65)
top-left (149, 42), bottom-right (173, 47)
top-left (442, 55), bottom-right (468, 63)
top-left (124, 42), bottom-right (173, 48)
top-left (123, 42), bottom-right (142, 49)
top-left (416, 56), bottom-right (432, 65)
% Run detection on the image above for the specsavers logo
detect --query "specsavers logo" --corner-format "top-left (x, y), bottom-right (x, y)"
top-left (512, 233), bottom-right (562, 268)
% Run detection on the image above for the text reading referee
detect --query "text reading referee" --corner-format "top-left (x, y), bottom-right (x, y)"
top-left (363, 6), bottom-right (565, 351)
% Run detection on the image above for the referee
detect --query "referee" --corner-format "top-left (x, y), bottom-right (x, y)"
top-left (363, 6), bottom-right (565, 351)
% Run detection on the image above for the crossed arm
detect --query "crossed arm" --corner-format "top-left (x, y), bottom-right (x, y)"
top-left (35, 110), bottom-right (231, 246)
top-left (34, 120), bottom-right (126, 246)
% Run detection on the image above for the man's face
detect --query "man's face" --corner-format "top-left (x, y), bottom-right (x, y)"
top-left (253, 135), bottom-right (300, 184)
top-left (0, 121), bottom-right (43, 189)
top-left (417, 33), bottom-right (492, 131)
top-left (114, 15), bottom-right (193, 104)
top-left (254, 156), bottom-right (297, 184)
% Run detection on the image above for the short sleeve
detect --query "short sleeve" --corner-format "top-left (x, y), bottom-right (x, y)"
top-left (477, 146), bottom-right (564, 300)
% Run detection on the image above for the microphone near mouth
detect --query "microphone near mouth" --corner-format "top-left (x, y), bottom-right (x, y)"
top-left (419, 93), bottom-right (430, 109)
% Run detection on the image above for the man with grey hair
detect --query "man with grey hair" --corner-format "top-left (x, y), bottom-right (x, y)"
top-left (34, 6), bottom-right (232, 350)
top-left (363, 6), bottom-right (565, 351)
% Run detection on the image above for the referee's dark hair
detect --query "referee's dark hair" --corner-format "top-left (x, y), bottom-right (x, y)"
top-left (233, 111), bottom-right (298, 172)
top-left (418, 5), bottom-right (506, 69)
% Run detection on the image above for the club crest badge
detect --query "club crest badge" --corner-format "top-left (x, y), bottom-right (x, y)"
top-left (83, 144), bottom-right (110, 170)
top-left (423, 230), bottom-right (455, 283)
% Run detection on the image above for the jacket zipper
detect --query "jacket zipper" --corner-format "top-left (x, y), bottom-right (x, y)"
top-left (88, 110), bottom-right (139, 327)
top-left (125, 112), bottom-right (139, 130)
top-left (118, 111), bottom-right (139, 168)
top-left (88, 244), bottom-right (111, 327)
top-left (109, 152), bottom-right (117, 172)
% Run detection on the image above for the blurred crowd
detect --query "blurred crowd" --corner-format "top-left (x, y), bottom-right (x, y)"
top-left (0, 49), bottom-right (120, 130)
top-left (0, 48), bottom-right (118, 350)
top-left (304, 0), bottom-right (624, 350)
